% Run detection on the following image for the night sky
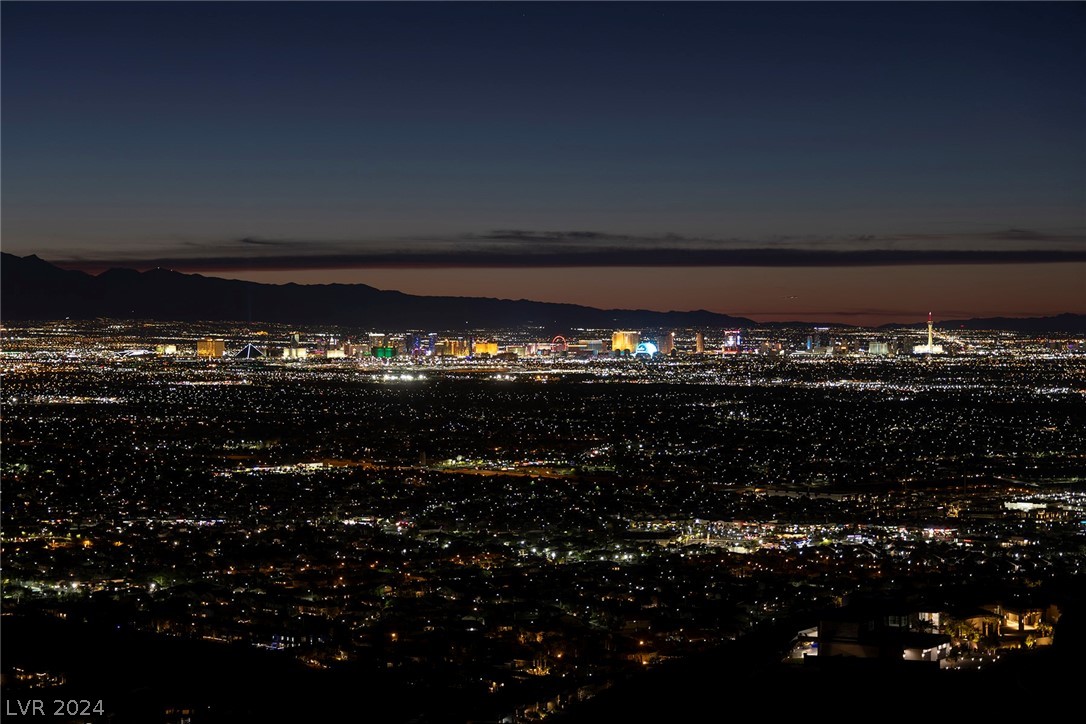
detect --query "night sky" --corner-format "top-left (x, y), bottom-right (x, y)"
top-left (3, 1), bottom-right (1084, 324)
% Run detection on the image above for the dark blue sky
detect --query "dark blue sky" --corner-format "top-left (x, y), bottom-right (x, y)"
top-left (2, 2), bottom-right (1084, 322)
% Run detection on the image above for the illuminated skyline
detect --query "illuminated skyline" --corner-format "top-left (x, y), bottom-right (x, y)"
top-left (2, 2), bottom-right (1083, 325)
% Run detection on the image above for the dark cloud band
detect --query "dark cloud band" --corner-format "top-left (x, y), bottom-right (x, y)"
top-left (54, 247), bottom-right (1086, 274)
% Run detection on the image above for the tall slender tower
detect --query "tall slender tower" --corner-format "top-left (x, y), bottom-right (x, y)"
top-left (913, 312), bottom-right (944, 355)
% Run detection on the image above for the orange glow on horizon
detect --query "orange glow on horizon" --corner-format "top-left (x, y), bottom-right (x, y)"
top-left (200, 263), bottom-right (1086, 327)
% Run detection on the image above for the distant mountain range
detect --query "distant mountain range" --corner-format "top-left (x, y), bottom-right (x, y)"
top-left (0, 253), bottom-right (752, 331)
top-left (878, 313), bottom-right (1086, 334)
top-left (2, 253), bottom-right (1082, 333)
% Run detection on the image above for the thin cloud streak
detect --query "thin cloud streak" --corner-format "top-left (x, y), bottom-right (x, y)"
top-left (40, 227), bottom-right (1086, 273)
top-left (53, 248), bottom-right (1086, 274)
